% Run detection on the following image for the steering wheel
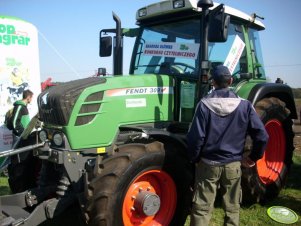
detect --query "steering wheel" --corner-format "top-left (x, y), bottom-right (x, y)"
top-left (232, 69), bottom-right (241, 77)
top-left (170, 62), bottom-right (196, 74)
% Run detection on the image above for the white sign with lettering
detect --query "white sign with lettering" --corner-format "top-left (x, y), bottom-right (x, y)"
top-left (143, 42), bottom-right (200, 60)
top-left (223, 35), bottom-right (245, 74)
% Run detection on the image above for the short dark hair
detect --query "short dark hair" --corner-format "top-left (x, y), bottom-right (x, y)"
top-left (23, 89), bottom-right (33, 99)
top-left (212, 65), bottom-right (232, 88)
top-left (214, 78), bottom-right (232, 88)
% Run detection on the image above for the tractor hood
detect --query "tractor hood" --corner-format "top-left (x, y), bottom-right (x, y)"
top-left (38, 74), bottom-right (174, 149)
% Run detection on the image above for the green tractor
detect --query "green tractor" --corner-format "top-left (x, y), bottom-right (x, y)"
top-left (0, 0), bottom-right (297, 225)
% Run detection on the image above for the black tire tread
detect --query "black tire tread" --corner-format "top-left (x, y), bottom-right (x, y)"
top-left (241, 97), bottom-right (294, 203)
top-left (86, 142), bottom-right (164, 225)
top-left (85, 141), bottom-right (192, 226)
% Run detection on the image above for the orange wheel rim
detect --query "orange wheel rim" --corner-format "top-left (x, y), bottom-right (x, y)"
top-left (257, 120), bottom-right (285, 184)
top-left (122, 169), bottom-right (177, 226)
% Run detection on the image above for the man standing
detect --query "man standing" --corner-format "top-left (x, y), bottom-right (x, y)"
top-left (187, 65), bottom-right (268, 226)
top-left (11, 89), bottom-right (34, 137)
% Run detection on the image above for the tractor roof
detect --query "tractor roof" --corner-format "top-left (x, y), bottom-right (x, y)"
top-left (136, 0), bottom-right (265, 30)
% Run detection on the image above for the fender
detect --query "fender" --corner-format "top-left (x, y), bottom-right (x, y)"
top-left (119, 125), bottom-right (188, 155)
top-left (145, 128), bottom-right (190, 161)
top-left (248, 83), bottom-right (297, 119)
top-left (144, 128), bottom-right (187, 149)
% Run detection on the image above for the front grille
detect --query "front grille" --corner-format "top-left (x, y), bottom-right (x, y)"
top-left (75, 115), bottom-right (96, 126)
top-left (38, 77), bottom-right (106, 126)
top-left (74, 90), bottom-right (104, 126)
top-left (79, 103), bottom-right (101, 114)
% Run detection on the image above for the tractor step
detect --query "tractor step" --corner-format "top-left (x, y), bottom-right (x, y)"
top-left (0, 200), bottom-right (52, 226)
top-left (0, 216), bottom-right (16, 226)
top-left (0, 191), bottom-right (36, 226)
top-left (0, 205), bottom-right (30, 226)
top-left (0, 189), bottom-right (78, 226)
top-left (1, 205), bottom-right (30, 220)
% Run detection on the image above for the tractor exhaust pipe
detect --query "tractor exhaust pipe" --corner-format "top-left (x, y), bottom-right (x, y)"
top-left (113, 12), bottom-right (123, 75)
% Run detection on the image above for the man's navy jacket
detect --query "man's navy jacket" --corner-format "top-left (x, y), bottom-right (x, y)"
top-left (186, 88), bottom-right (269, 164)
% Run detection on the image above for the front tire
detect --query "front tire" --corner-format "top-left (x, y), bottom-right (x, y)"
top-left (85, 141), bottom-right (192, 226)
top-left (242, 97), bottom-right (294, 203)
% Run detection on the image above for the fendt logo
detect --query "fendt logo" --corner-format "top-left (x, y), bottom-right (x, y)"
top-left (40, 92), bottom-right (49, 106)
top-left (0, 23), bottom-right (30, 46)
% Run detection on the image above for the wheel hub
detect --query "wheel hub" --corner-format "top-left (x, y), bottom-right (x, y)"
top-left (134, 191), bottom-right (161, 216)
top-left (122, 170), bottom-right (177, 225)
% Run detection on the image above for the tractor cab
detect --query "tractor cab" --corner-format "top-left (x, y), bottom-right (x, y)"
top-left (100, 0), bottom-right (266, 122)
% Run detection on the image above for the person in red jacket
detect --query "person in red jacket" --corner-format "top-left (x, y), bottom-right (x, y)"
top-left (187, 65), bottom-right (268, 226)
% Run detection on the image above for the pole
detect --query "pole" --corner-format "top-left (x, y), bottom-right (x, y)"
top-left (197, 0), bottom-right (213, 100)
top-left (0, 142), bottom-right (45, 159)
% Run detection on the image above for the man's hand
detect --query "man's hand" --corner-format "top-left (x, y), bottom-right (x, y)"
top-left (241, 156), bottom-right (255, 168)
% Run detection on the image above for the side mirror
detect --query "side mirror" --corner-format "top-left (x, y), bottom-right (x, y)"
top-left (99, 36), bottom-right (112, 57)
top-left (208, 4), bottom-right (230, 42)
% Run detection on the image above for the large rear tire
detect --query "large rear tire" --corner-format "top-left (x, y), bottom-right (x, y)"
top-left (85, 141), bottom-right (193, 226)
top-left (242, 97), bottom-right (294, 203)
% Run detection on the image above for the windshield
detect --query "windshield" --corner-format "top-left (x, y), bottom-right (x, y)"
top-left (132, 18), bottom-right (251, 83)
top-left (132, 19), bottom-right (201, 78)
top-left (249, 28), bottom-right (266, 79)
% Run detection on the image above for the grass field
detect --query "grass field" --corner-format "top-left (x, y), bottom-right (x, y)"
top-left (185, 153), bottom-right (301, 226)
top-left (0, 153), bottom-right (300, 225)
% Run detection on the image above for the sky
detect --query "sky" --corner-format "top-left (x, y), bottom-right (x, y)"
top-left (1, 0), bottom-right (301, 87)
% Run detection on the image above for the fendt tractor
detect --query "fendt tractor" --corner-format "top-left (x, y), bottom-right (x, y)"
top-left (0, 0), bottom-right (297, 225)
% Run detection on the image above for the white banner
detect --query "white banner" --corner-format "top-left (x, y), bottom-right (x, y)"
top-left (143, 42), bottom-right (200, 60)
top-left (0, 16), bottom-right (41, 169)
top-left (223, 35), bottom-right (245, 74)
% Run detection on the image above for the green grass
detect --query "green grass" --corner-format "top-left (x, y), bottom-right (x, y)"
top-left (185, 153), bottom-right (301, 226)
top-left (0, 176), bottom-right (10, 196)
top-left (1, 154), bottom-right (300, 225)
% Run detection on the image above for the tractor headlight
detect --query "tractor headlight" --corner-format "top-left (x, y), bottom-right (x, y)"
top-left (173, 0), bottom-right (185, 9)
top-left (53, 133), bottom-right (64, 147)
top-left (39, 130), bottom-right (48, 142)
